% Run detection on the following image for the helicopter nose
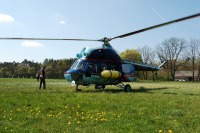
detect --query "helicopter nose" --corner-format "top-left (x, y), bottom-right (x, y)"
top-left (64, 72), bottom-right (73, 82)
top-left (71, 73), bottom-right (83, 81)
top-left (64, 70), bottom-right (83, 81)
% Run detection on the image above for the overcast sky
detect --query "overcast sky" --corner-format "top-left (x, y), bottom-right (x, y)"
top-left (0, 0), bottom-right (200, 62)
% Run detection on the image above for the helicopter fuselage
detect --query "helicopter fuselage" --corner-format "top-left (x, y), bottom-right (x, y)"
top-left (64, 46), bottom-right (136, 87)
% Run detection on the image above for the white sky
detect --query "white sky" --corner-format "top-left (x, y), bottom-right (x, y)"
top-left (0, 0), bottom-right (200, 62)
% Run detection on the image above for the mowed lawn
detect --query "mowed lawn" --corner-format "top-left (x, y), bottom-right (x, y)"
top-left (0, 78), bottom-right (200, 133)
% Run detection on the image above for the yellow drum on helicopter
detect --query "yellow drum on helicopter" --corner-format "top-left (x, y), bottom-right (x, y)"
top-left (101, 70), bottom-right (121, 79)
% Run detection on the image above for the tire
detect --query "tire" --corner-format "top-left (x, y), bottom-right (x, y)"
top-left (124, 84), bottom-right (132, 92)
top-left (102, 85), bottom-right (105, 89)
top-left (95, 85), bottom-right (105, 89)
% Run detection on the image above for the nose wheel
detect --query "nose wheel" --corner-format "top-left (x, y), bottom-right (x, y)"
top-left (76, 85), bottom-right (82, 92)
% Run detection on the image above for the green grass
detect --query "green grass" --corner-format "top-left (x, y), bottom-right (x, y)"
top-left (0, 78), bottom-right (200, 132)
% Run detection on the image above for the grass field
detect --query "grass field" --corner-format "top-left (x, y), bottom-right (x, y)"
top-left (0, 78), bottom-right (200, 133)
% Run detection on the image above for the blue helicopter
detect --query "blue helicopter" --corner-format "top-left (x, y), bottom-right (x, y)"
top-left (0, 13), bottom-right (200, 92)
top-left (64, 12), bottom-right (200, 92)
top-left (64, 39), bottom-right (166, 92)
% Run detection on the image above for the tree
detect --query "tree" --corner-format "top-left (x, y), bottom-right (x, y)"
top-left (138, 45), bottom-right (156, 64)
top-left (120, 49), bottom-right (142, 62)
top-left (138, 45), bottom-right (156, 80)
top-left (156, 37), bottom-right (186, 81)
top-left (185, 38), bottom-right (200, 82)
top-left (156, 42), bottom-right (170, 81)
top-left (16, 63), bottom-right (29, 78)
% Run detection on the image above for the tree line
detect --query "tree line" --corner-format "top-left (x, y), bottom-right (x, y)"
top-left (0, 58), bottom-right (76, 79)
top-left (1, 37), bottom-right (200, 81)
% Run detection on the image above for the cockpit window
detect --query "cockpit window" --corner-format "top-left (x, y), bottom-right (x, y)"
top-left (71, 60), bottom-right (78, 69)
top-left (77, 61), bottom-right (86, 70)
top-left (71, 60), bottom-right (86, 70)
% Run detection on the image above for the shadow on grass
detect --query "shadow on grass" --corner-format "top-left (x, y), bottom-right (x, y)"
top-left (82, 86), bottom-right (169, 93)
top-left (134, 87), bottom-right (169, 93)
top-left (162, 92), bottom-right (177, 95)
top-left (185, 93), bottom-right (200, 96)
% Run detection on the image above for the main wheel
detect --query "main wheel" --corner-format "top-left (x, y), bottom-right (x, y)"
top-left (95, 85), bottom-right (105, 89)
top-left (124, 84), bottom-right (132, 92)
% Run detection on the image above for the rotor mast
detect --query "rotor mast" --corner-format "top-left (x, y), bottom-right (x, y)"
top-left (98, 37), bottom-right (112, 48)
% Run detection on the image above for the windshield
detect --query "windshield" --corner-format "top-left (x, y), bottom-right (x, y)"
top-left (71, 60), bottom-right (86, 70)
top-left (71, 60), bottom-right (78, 69)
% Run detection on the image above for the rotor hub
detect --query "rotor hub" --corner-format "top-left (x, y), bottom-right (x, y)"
top-left (99, 37), bottom-right (111, 47)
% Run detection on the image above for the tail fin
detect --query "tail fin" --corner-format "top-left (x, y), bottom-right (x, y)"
top-left (158, 60), bottom-right (167, 69)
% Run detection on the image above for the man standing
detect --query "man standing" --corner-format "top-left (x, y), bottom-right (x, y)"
top-left (39, 66), bottom-right (46, 89)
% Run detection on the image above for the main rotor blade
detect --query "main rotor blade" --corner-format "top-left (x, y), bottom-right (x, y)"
top-left (0, 37), bottom-right (99, 42)
top-left (111, 12), bottom-right (200, 40)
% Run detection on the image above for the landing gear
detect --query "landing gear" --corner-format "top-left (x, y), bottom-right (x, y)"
top-left (116, 83), bottom-right (132, 92)
top-left (124, 84), bottom-right (132, 92)
top-left (74, 83), bottom-right (132, 92)
top-left (76, 85), bottom-right (82, 92)
top-left (95, 84), bottom-right (105, 89)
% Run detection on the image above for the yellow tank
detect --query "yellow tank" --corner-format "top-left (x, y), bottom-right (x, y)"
top-left (101, 70), bottom-right (121, 79)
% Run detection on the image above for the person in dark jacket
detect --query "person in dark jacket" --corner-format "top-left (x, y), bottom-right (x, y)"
top-left (39, 66), bottom-right (46, 89)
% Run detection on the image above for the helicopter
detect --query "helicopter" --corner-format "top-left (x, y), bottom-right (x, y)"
top-left (0, 12), bottom-right (200, 92)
